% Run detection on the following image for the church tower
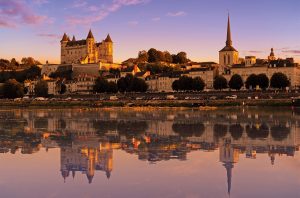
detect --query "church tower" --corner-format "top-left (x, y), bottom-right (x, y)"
top-left (219, 14), bottom-right (239, 66)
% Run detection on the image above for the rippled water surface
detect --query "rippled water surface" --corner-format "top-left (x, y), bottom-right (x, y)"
top-left (0, 107), bottom-right (300, 198)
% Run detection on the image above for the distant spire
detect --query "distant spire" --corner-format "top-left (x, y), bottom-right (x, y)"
top-left (72, 35), bottom-right (76, 42)
top-left (224, 162), bottom-right (234, 196)
top-left (270, 48), bottom-right (275, 56)
top-left (105, 34), bottom-right (113, 42)
top-left (87, 29), bottom-right (94, 39)
top-left (226, 14), bottom-right (232, 47)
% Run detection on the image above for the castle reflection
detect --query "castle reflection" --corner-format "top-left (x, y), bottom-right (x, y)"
top-left (0, 108), bottom-right (299, 195)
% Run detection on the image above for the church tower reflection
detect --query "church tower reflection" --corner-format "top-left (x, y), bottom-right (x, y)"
top-left (219, 139), bottom-right (239, 195)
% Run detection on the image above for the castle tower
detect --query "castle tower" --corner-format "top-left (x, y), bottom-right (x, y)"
top-left (104, 34), bottom-right (113, 63)
top-left (219, 14), bottom-right (239, 66)
top-left (60, 33), bottom-right (69, 64)
top-left (86, 29), bottom-right (96, 63)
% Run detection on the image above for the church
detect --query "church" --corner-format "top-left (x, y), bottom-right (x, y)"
top-left (60, 30), bottom-right (113, 64)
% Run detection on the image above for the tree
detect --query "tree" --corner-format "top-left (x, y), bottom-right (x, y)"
top-left (193, 77), bottom-right (205, 91)
top-left (270, 72), bottom-right (290, 89)
top-left (172, 80), bottom-right (179, 91)
top-left (94, 77), bottom-right (109, 93)
top-left (131, 77), bottom-right (148, 92)
top-left (21, 57), bottom-right (41, 66)
top-left (213, 75), bottom-right (228, 90)
top-left (245, 74), bottom-right (258, 90)
top-left (10, 58), bottom-right (19, 67)
top-left (257, 74), bottom-right (269, 90)
top-left (229, 74), bottom-right (243, 90)
top-left (147, 48), bottom-right (159, 63)
top-left (117, 77), bottom-right (127, 93)
top-left (117, 74), bottom-right (148, 92)
top-left (107, 81), bottom-right (118, 93)
top-left (3, 79), bottom-right (24, 99)
top-left (60, 84), bottom-right (67, 94)
top-left (164, 51), bottom-right (173, 63)
top-left (138, 50), bottom-right (149, 62)
top-left (34, 80), bottom-right (48, 97)
top-left (172, 76), bottom-right (205, 91)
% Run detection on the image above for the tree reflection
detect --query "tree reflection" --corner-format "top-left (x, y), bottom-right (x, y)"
top-left (214, 124), bottom-right (228, 139)
top-left (229, 124), bottom-right (243, 140)
top-left (271, 124), bottom-right (290, 141)
top-left (246, 123), bottom-right (269, 139)
top-left (172, 122), bottom-right (205, 137)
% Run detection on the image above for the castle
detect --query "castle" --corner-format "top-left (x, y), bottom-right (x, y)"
top-left (60, 30), bottom-right (113, 64)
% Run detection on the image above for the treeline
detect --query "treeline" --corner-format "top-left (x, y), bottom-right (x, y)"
top-left (213, 72), bottom-right (290, 90)
top-left (0, 57), bottom-right (41, 69)
top-left (94, 74), bottom-right (148, 93)
top-left (172, 76), bottom-right (205, 91)
top-left (136, 48), bottom-right (189, 64)
top-left (0, 66), bottom-right (41, 83)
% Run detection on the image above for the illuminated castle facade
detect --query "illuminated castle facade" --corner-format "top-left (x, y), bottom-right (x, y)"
top-left (60, 30), bottom-right (113, 64)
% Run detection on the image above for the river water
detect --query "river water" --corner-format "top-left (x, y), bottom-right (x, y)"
top-left (0, 107), bottom-right (299, 198)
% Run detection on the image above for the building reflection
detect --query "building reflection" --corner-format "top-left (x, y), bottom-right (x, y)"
top-left (0, 108), bottom-right (299, 190)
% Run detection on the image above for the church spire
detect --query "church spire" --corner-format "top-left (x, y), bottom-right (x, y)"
top-left (226, 14), bottom-right (232, 47)
top-left (224, 162), bottom-right (234, 196)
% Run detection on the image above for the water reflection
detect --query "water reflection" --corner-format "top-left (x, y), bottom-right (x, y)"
top-left (0, 108), bottom-right (299, 197)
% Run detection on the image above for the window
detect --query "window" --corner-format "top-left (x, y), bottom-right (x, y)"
top-left (224, 55), bottom-right (226, 64)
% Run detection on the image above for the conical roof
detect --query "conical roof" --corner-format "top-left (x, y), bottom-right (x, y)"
top-left (87, 29), bottom-right (94, 39)
top-left (105, 34), bottom-right (113, 42)
top-left (61, 33), bottom-right (68, 42)
top-left (72, 35), bottom-right (76, 42)
top-left (226, 14), bottom-right (232, 47)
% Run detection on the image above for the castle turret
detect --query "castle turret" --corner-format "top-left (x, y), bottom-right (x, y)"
top-left (61, 33), bottom-right (69, 64)
top-left (86, 29), bottom-right (96, 63)
top-left (72, 35), bottom-right (76, 42)
top-left (104, 34), bottom-right (113, 63)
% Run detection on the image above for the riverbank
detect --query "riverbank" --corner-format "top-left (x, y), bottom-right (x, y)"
top-left (0, 98), bottom-right (293, 109)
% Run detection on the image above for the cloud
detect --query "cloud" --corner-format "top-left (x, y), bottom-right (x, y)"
top-left (152, 17), bottom-right (160, 21)
top-left (37, 33), bottom-right (60, 38)
top-left (128, 20), bottom-right (139, 26)
top-left (167, 11), bottom-right (186, 17)
top-left (32, 0), bottom-right (49, 5)
top-left (0, 0), bottom-right (50, 28)
top-left (282, 50), bottom-right (300, 54)
top-left (247, 50), bottom-right (264, 54)
top-left (72, 0), bottom-right (87, 8)
top-left (67, 0), bottom-right (149, 26)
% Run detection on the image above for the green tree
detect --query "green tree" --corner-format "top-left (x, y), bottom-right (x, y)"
top-left (3, 79), bottom-right (24, 99)
top-left (245, 74), bottom-right (258, 90)
top-left (257, 74), bottom-right (269, 90)
top-left (34, 80), bottom-right (48, 97)
top-left (138, 50), bottom-right (149, 62)
top-left (229, 74), bottom-right (243, 90)
top-left (270, 72), bottom-right (290, 89)
top-left (213, 75), bottom-right (228, 90)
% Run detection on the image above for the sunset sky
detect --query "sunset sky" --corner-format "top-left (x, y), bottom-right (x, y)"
top-left (1, 0), bottom-right (300, 64)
